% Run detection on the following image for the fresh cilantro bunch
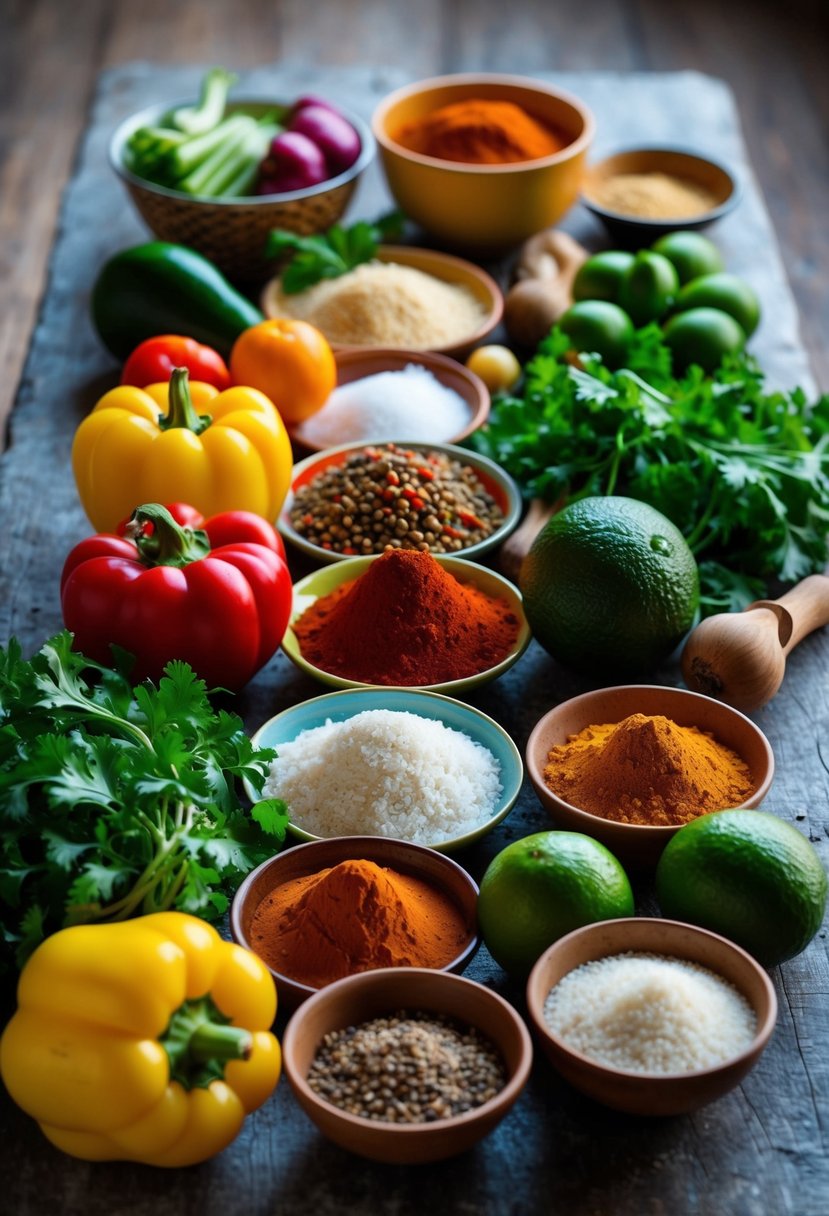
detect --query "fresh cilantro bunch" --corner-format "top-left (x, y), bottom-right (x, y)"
top-left (266, 210), bottom-right (405, 293)
top-left (0, 633), bottom-right (288, 970)
top-left (469, 327), bottom-right (829, 612)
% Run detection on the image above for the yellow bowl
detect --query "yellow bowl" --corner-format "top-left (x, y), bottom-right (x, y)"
top-left (372, 73), bottom-right (595, 253)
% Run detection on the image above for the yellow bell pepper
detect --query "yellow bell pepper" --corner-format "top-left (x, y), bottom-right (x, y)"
top-left (72, 367), bottom-right (293, 532)
top-left (0, 912), bottom-right (281, 1167)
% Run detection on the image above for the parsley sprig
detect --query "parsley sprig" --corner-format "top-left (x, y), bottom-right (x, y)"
top-left (469, 327), bottom-right (829, 613)
top-left (0, 634), bottom-right (287, 969)
top-left (266, 210), bottom-right (404, 293)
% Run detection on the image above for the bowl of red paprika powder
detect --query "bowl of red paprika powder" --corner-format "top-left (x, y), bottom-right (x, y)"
top-left (231, 835), bottom-right (481, 1011)
top-left (281, 550), bottom-right (531, 693)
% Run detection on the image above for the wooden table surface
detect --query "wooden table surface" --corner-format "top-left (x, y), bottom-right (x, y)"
top-left (1, 6), bottom-right (828, 1216)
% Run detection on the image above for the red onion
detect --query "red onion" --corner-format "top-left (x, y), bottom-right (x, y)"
top-left (288, 104), bottom-right (361, 175)
top-left (258, 131), bottom-right (329, 193)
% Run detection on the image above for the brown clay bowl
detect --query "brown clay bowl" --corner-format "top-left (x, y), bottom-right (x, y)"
top-left (230, 836), bottom-right (480, 1012)
top-left (262, 244), bottom-right (503, 359)
top-left (526, 917), bottom-right (777, 1116)
top-left (525, 684), bottom-right (774, 868)
top-left (288, 346), bottom-right (490, 453)
top-left (581, 146), bottom-right (740, 245)
top-left (282, 967), bottom-right (533, 1162)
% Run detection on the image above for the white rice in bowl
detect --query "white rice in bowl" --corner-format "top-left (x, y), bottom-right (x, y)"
top-left (263, 708), bottom-right (503, 844)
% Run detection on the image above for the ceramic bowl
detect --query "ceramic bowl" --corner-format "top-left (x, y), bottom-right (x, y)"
top-left (282, 967), bottom-right (533, 1162)
top-left (525, 684), bottom-right (774, 868)
top-left (526, 917), bottom-right (777, 1116)
top-left (286, 347), bottom-right (490, 453)
top-left (581, 146), bottom-right (740, 245)
top-left (283, 553), bottom-right (531, 693)
top-left (279, 439), bottom-right (523, 564)
top-left (372, 74), bottom-right (595, 252)
top-left (262, 244), bottom-right (503, 359)
top-left (231, 835), bottom-right (480, 1012)
top-left (246, 687), bottom-right (524, 852)
top-left (109, 98), bottom-right (374, 281)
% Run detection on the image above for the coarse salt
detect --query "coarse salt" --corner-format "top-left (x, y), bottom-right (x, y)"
top-left (295, 363), bottom-right (471, 447)
top-left (543, 952), bottom-right (757, 1074)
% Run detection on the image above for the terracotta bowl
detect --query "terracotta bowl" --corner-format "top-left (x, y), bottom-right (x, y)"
top-left (282, 967), bottom-right (533, 1162)
top-left (109, 98), bottom-right (374, 282)
top-left (230, 835), bottom-right (480, 1012)
top-left (526, 917), bottom-right (777, 1116)
top-left (525, 684), bottom-right (774, 868)
top-left (287, 346), bottom-right (490, 453)
top-left (262, 244), bottom-right (503, 359)
top-left (372, 74), bottom-right (595, 253)
top-left (581, 146), bottom-right (740, 245)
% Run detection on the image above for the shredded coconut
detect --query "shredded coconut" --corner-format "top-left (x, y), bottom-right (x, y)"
top-left (543, 952), bottom-right (757, 1074)
top-left (266, 260), bottom-right (487, 348)
top-left (294, 363), bottom-right (471, 447)
top-left (263, 708), bottom-right (503, 844)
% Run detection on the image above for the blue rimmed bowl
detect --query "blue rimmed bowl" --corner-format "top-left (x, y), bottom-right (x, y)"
top-left (246, 686), bottom-right (524, 851)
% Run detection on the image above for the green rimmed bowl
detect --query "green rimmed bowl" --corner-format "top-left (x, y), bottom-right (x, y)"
top-left (245, 687), bottom-right (524, 852)
top-left (282, 553), bottom-right (531, 693)
top-left (278, 440), bottom-right (522, 565)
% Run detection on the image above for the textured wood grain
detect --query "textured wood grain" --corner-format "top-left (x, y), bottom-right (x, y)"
top-left (0, 62), bottom-right (827, 1216)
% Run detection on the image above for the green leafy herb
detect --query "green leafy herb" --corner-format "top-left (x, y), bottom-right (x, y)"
top-left (266, 210), bottom-right (405, 293)
top-left (0, 634), bottom-right (288, 970)
top-left (469, 327), bottom-right (829, 611)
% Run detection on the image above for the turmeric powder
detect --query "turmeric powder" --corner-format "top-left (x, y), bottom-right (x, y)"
top-left (249, 858), bottom-right (472, 987)
top-left (394, 98), bottom-right (566, 164)
top-left (543, 713), bottom-right (755, 826)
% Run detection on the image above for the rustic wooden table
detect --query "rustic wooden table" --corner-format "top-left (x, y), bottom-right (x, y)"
top-left (1, 28), bottom-right (828, 1216)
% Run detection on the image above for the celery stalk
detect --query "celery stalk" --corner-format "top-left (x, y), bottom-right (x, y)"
top-left (166, 115), bottom-right (252, 180)
top-left (170, 67), bottom-right (237, 135)
top-left (178, 117), bottom-right (259, 196)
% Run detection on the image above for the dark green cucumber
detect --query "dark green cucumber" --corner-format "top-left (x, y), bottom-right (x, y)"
top-left (91, 242), bottom-right (264, 360)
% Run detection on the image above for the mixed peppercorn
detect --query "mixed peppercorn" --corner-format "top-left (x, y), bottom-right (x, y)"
top-left (290, 444), bottom-right (505, 555)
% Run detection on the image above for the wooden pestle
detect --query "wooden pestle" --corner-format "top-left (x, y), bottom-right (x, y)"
top-left (681, 573), bottom-right (829, 711)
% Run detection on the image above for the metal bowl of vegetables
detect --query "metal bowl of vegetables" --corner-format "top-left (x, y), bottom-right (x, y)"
top-left (109, 70), bottom-right (375, 282)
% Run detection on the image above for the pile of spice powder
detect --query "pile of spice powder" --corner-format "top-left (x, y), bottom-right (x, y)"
top-left (266, 261), bottom-right (486, 349)
top-left (249, 859), bottom-right (471, 987)
top-left (290, 444), bottom-right (505, 555)
top-left (587, 172), bottom-right (719, 219)
top-left (307, 1011), bottom-right (506, 1123)
top-left (292, 548), bottom-right (520, 685)
top-left (543, 713), bottom-right (754, 826)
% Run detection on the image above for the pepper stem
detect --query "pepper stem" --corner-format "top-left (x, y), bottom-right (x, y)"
top-left (159, 367), bottom-right (212, 435)
top-left (161, 995), bottom-right (253, 1090)
top-left (124, 504), bottom-right (211, 568)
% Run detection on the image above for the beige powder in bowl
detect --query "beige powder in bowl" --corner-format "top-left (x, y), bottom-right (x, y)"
top-left (265, 260), bottom-right (487, 348)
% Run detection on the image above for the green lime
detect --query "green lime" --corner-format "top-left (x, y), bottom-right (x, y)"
top-left (655, 810), bottom-right (828, 966)
top-left (572, 251), bottom-right (636, 304)
top-left (651, 232), bottom-right (725, 285)
top-left (663, 306), bottom-right (746, 374)
top-left (673, 272), bottom-right (761, 337)
top-left (478, 831), bottom-right (634, 978)
top-left (558, 300), bottom-right (634, 367)
top-left (520, 495), bottom-right (699, 677)
top-left (618, 251), bottom-right (680, 325)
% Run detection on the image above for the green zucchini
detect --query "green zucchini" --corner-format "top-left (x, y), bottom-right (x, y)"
top-left (91, 242), bottom-right (264, 360)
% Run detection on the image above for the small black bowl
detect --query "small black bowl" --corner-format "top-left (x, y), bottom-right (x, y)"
top-left (581, 146), bottom-right (740, 246)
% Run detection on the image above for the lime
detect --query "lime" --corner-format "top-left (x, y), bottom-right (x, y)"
top-left (478, 831), bottom-right (634, 978)
top-left (673, 272), bottom-right (761, 337)
top-left (651, 232), bottom-right (724, 285)
top-left (520, 495), bottom-right (699, 677)
top-left (655, 810), bottom-right (828, 966)
top-left (558, 301), bottom-right (634, 367)
top-left (663, 307), bottom-right (746, 374)
top-left (572, 251), bottom-right (636, 303)
top-left (618, 251), bottom-right (679, 325)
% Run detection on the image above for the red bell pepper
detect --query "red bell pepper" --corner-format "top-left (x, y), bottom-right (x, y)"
top-left (60, 503), bottom-right (292, 690)
top-left (120, 335), bottom-right (231, 390)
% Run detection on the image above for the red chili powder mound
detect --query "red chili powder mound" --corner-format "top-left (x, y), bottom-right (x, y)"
top-left (292, 549), bottom-right (520, 685)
